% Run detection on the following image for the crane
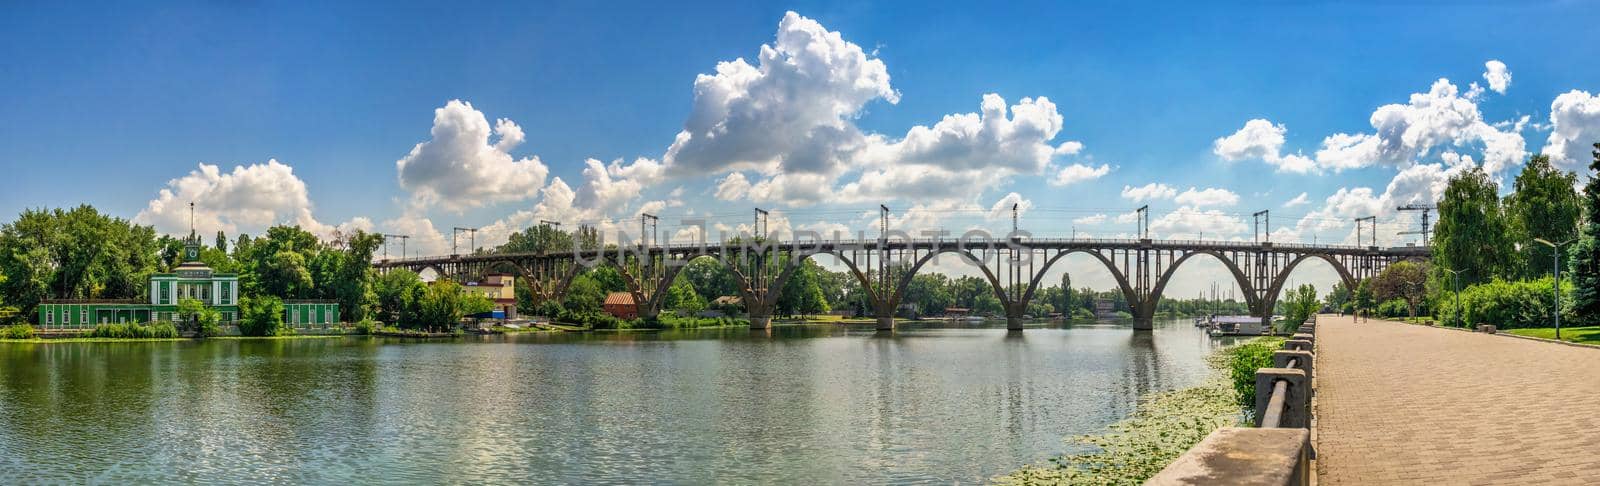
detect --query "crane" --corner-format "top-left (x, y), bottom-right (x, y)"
top-left (1396, 204), bottom-right (1436, 246)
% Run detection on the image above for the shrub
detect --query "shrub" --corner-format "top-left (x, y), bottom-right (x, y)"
top-left (238, 296), bottom-right (286, 336)
top-left (1377, 298), bottom-right (1410, 318)
top-left (354, 319), bottom-right (376, 335)
top-left (655, 314), bottom-right (748, 329)
top-left (1227, 337), bottom-right (1284, 413)
top-left (0, 324), bottom-right (36, 339)
top-left (1434, 277), bottom-right (1571, 329)
top-left (194, 308), bottom-right (222, 338)
top-left (85, 322), bottom-right (179, 339)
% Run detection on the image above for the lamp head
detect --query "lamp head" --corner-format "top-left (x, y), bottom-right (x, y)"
top-left (1534, 238), bottom-right (1556, 248)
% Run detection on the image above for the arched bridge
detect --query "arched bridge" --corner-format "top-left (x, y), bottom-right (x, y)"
top-left (374, 237), bottom-right (1429, 331)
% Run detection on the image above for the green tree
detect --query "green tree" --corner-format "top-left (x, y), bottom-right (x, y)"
top-left (238, 295), bottom-right (286, 336)
top-left (194, 306), bottom-right (221, 338)
top-left (461, 289), bottom-right (494, 317)
top-left (972, 292), bottom-right (1004, 315)
top-left (778, 259), bottom-right (830, 317)
top-left (1325, 281), bottom-right (1352, 310)
top-left (331, 231), bottom-right (382, 321)
top-left (1505, 154), bottom-right (1581, 279)
top-left (417, 281), bottom-right (469, 332)
top-left (1281, 284), bottom-right (1319, 332)
top-left (899, 273), bottom-right (951, 316)
top-left (1058, 272), bottom-right (1073, 315)
top-left (239, 225), bottom-right (321, 298)
top-left (0, 206), bottom-right (161, 317)
top-left (681, 257), bottom-right (737, 303)
top-left (1354, 278), bottom-right (1376, 314)
top-left (498, 224), bottom-right (574, 254)
top-left (587, 266), bottom-right (627, 293)
top-left (1570, 143), bottom-right (1600, 325)
top-left (1432, 167), bottom-right (1515, 287)
top-left (1372, 261), bottom-right (1429, 318)
top-left (563, 274), bottom-right (606, 315)
top-left (262, 250), bottom-right (314, 298)
top-left (176, 298), bottom-right (206, 331)
top-left (663, 279), bottom-right (705, 313)
top-left (372, 269), bottom-right (424, 325)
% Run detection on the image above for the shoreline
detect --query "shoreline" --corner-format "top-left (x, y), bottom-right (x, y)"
top-left (994, 337), bottom-right (1269, 484)
top-left (0, 334), bottom-right (356, 344)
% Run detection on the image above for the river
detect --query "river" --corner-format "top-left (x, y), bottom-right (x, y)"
top-left (0, 318), bottom-right (1236, 484)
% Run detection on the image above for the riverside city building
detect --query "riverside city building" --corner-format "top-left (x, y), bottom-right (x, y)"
top-left (35, 232), bottom-right (339, 330)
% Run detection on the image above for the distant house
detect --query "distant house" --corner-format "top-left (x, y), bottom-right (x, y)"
top-left (604, 292), bottom-right (638, 320)
top-left (464, 274), bottom-right (516, 319)
top-left (943, 307), bottom-right (971, 317)
top-left (896, 303), bottom-right (919, 319)
top-left (1093, 298), bottom-right (1118, 318)
top-left (709, 295), bottom-right (743, 316)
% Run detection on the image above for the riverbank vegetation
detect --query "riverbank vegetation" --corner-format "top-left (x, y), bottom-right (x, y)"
top-left (0, 323), bottom-right (35, 339)
top-left (995, 337), bottom-right (1282, 485)
top-left (84, 322), bottom-right (180, 339)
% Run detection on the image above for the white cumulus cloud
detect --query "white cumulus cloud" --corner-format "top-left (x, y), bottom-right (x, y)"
top-left (1121, 183), bottom-right (1177, 202)
top-left (136, 160), bottom-right (331, 237)
top-left (663, 11), bottom-right (897, 176)
top-left (1542, 90), bottom-right (1600, 170)
top-left (396, 100), bottom-right (549, 211)
top-left (1049, 163), bottom-right (1111, 186)
top-left (1213, 118), bottom-right (1318, 174)
top-left (1483, 60), bottom-right (1511, 95)
top-left (1312, 78), bottom-right (1526, 177)
top-left (869, 94), bottom-right (1075, 173)
top-left (1174, 187), bottom-right (1240, 207)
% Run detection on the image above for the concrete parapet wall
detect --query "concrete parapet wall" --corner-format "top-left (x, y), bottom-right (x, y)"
top-left (1151, 314), bottom-right (1322, 485)
top-left (1145, 427), bottom-right (1310, 486)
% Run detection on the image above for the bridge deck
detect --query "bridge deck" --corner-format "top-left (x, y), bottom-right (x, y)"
top-left (374, 238), bottom-right (1425, 267)
top-left (1315, 315), bottom-right (1600, 485)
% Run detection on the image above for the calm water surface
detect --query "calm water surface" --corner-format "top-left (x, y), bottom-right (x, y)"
top-left (0, 319), bottom-right (1237, 484)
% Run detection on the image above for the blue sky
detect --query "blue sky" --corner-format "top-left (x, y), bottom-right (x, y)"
top-left (4, 1), bottom-right (1599, 294)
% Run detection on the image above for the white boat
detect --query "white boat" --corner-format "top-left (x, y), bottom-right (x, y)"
top-left (1207, 315), bottom-right (1271, 336)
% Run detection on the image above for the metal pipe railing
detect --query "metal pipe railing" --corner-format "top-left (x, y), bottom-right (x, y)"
top-left (1259, 354), bottom-right (1300, 428)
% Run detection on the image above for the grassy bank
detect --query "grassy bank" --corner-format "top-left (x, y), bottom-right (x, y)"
top-left (994, 337), bottom-right (1281, 485)
top-left (1505, 326), bottom-right (1600, 345)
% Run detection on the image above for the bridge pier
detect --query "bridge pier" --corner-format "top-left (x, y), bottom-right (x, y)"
top-left (1132, 318), bottom-right (1154, 331)
top-left (1131, 302), bottom-right (1156, 331)
top-left (1006, 316), bottom-right (1025, 331)
top-left (876, 316), bottom-right (895, 331)
top-left (749, 315), bottom-right (771, 330)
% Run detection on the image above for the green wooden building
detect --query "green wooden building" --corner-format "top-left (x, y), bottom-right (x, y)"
top-left (36, 232), bottom-right (338, 330)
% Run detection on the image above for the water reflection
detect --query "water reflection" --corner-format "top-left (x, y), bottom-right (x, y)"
top-left (0, 319), bottom-right (1229, 483)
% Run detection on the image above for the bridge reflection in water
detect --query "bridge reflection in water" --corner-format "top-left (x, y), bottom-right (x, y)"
top-left (376, 236), bottom-right (1427, 331)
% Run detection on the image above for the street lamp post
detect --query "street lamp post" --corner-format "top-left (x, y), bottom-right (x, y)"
top-left (1442, 268), bottom-right (1464, 327)
top-left (1532, 238), bottom-right (1574, 340)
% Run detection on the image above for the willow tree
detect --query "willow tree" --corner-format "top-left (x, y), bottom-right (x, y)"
top-left (1569, 143), bottom-right (1600, 325)
top-left (1505, 154), bottom-right (1581, 279)
top-left (1432, 167), bottom-right (1514, 287)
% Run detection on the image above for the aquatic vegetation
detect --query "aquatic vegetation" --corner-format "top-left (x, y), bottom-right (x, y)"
top-left (994, 338), bottom-right (1280, 485)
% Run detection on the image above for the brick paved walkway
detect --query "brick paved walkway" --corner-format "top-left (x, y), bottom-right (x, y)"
top-left (1316, 315), bottom-right (1600, 485)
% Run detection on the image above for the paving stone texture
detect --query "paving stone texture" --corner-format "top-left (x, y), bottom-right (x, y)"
top-left (1315, 315), bottom-right (1600, 485)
